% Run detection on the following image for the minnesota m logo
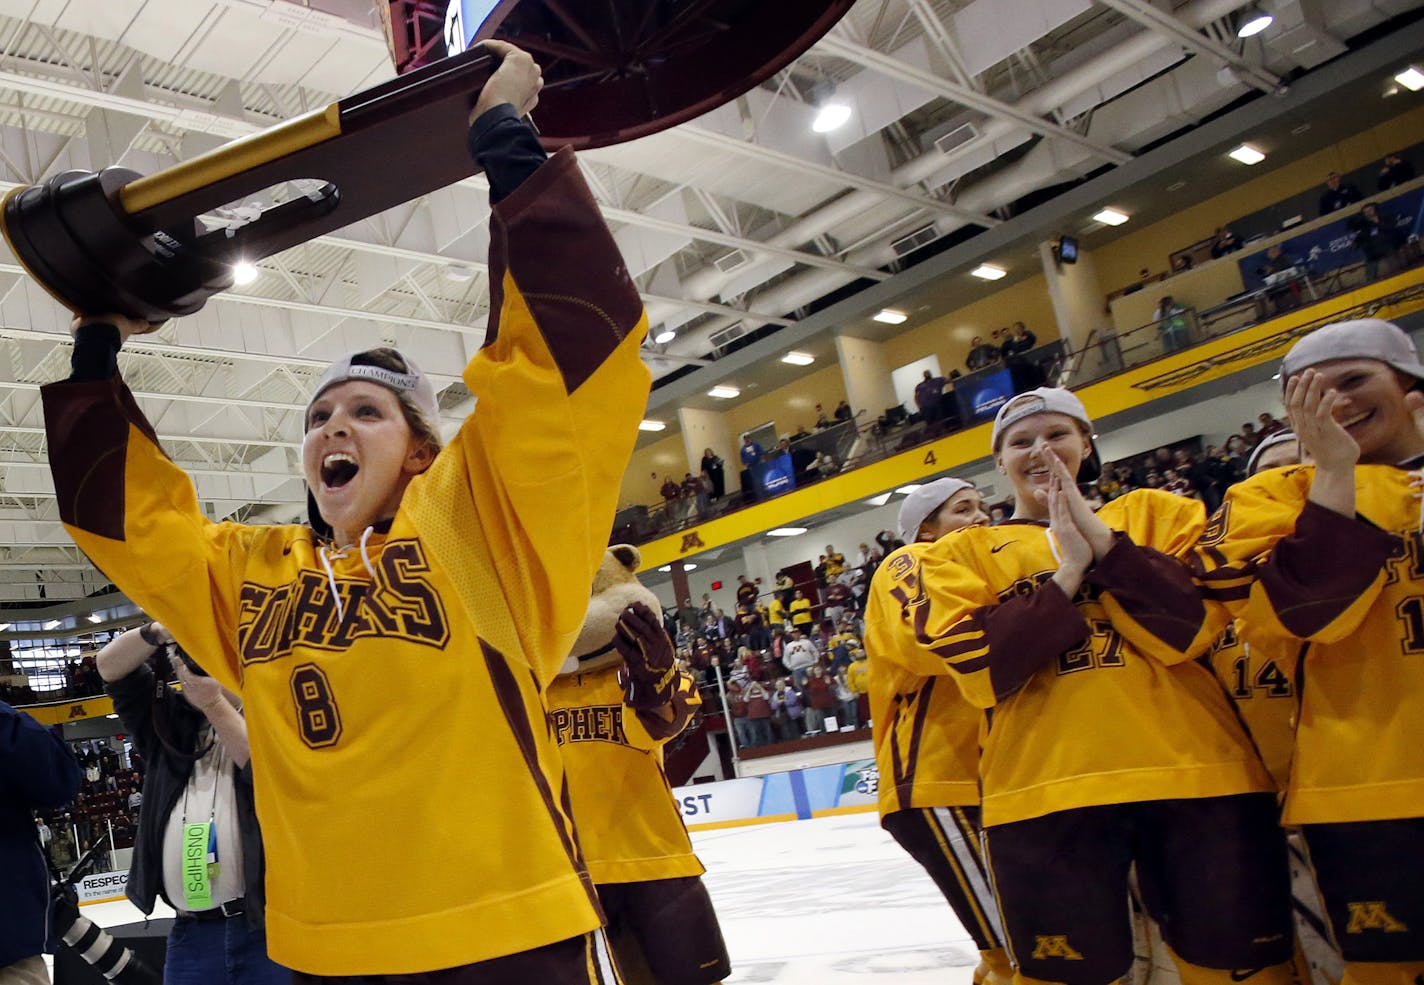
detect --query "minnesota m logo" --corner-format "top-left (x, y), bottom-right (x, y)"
top-left (680, 531), bottom-right (705, 553)
top-left (1345, 902), bottom-right (1408, 934)
top-left (1031, 936), bottom-right (1084, 960)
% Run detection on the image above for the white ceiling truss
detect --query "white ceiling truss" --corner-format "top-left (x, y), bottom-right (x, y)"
top-left (0, 0), bottom-right (1416, 601)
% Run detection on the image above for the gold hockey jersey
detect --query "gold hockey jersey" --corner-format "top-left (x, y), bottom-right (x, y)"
top-left (1208, 621), bottom-right (1302, 792)
top-left (874, 490), bottom-right (1271, 827)
top-left (1192, 464), bottom-right (1420, 825)
top-left (547, 668), bottom-right (705, 885)
top-left (865, 541), bottom-right (983, 817)
top-left (41, 149), bottom-right (651, 975)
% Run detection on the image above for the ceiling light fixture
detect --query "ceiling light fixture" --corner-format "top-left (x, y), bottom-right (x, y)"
top-left (638, 419), bottom-right (667, 432)
top-left (1236, 4), bottom-right (1273, 38)
top-left (768, 527), bottom-right (808, 537)
top-left (232, 261), bottom-right (259, 285)
top-left (1228, 144), bottom-right (1266, 165)
top-left (781, 351), bottom-right (815, 366)
top-left (1093, 207), bottom-right (1129, 226)
top-left (43, 619), bottom-right (62, 630)
top-left (896, 484), bottom-right (922, 495)
top-left (873, 309), bottom-right (908, 325)
top-left (812, 103), bottom-right (852, 133)
top-left (658, 565), bottom-right (672, 572)
top-left (653, 328), bottom-right (676, 344)
top-left (87, 614), bottom-right (102, 624)
top-left (1396, 66), bottom-right (1424, 92)
top-left (683, 563), bottom-right (698, 571)
top-left (970, 263), bottom-right (1007, 281)
top-left (864, 493), bottom-right (892, 507)
top-left (707, 385), bottom-right (740, 399)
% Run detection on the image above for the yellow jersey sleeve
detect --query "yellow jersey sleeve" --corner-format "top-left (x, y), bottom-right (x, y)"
top-left (1089, 490), bottom-right (1217, 666)
top-left (1192, 466), bottom-right (1398, 645)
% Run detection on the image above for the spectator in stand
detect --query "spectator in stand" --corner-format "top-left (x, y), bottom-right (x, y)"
top-left (1260, 245), bottom-right (1300, 314)
top-left (1001, 322), bottom-right (1036, 359)
top-left (823, 580), bottom-right (851, 624)
top-left (1239, 422), bottom-right (1260, 448)
top-left (1001, 321), bottom-right (1045, 392)
top-left (852, 543), bottom-right (872, 569)
top-left (813, 555), bottom-right (830, 587)
top-left (1171, 254), bottom-right (1193, 273)
top-left (735, 575), bottom-right (758, 609)
top-left (700, 447), bottom-right (725, 501)
top-left (1255, 413), bottom-right (1286, 439)
top-left (1210, 226), bottom-right (1242, 259)
top-left (1154, 295), bottom-right (1191, 354)
top-left (739, 433), bottom-right (763, 469)
top-left (681, 471), bottom-right (708, 518)
top-left (833, 399), bottom-right (853, 424)
top-left (874, 530), bottom-right (904, 556)
top-left (915, 369), bottom-right (949, 425)
top-left (2, 701), bottom-right (81, 985)
top-left (782, 629), bottom-right (819, 687)
top-left (742, 681), bottom-right (774, 747)
top-left (775, 570), bottom-right (795, 608)
top-left (1162, 468), bottom-right (1197, 498)
top-left (1318, 170), bottom-right (1363, 216)
top-left (724, 678), bottom-right (753, 750)
top-left (828, 620), bottom-right (861, 673)
top-left (966, 336), bottom-right (1001, 372)
top-left (710, 608), bottom-right (734, 641)
top-left (811, 450), bottom-right (838, 480)
top-left (823, 546), bottom-right (846, 579)
top-left (1222, 435), bottom-right (1251, 483)
top-left (789, 590), bottom-right (814, 631)
top-left (833, 670), bottom-right (859, 731)
top-left (1352, 202), bottom-right (1406, 281)
top-left (1377, 151), bottom-right (1416, 191)
top-left (1097, 470), bottom-right (1123, 502)
top-left (659, 474), bottom-right (680, 512)
top-left (802, 666), bottom-right (836, 734)
top-left (1122, 267), bottom-right (1153, 296)
top-left (770, 680), bottom-right (804, 742)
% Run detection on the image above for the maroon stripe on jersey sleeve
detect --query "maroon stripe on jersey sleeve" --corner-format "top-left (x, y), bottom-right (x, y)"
top-left (479, 639), bottom-right (604, 919)
top-left (1259, 502), bottom-right (1398, 638)
top-left (1086, 534), bottom-right (1203, 652)
top-left (491, 147), bottom-right (645, 394)
top-left (981, 584), bottom-right (1089, 701)
top-left (42, 377), bottom-right (163, 540)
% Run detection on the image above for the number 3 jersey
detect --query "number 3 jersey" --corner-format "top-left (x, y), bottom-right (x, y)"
top-left (1192, 464), bottom-right (1421, 826)
top-left (874, 489), bottom-right (1271, 828)
top-left (40, 150), bottom-right (652, 976)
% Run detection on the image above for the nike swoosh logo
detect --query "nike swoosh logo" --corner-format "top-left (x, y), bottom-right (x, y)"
top-left (991, 541), bottom-right (1017, 553)
top-left (1231, 969), bottom-right (1266, 982)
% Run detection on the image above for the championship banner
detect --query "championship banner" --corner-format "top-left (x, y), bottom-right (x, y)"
top-left (749, 451), bottom-right (796, 499)
top-left (674, 760), bottom-right (879, 830)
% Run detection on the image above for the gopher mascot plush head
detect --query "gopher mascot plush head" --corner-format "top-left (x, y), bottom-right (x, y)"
top-left (559, 544), bottom-right (663, 676)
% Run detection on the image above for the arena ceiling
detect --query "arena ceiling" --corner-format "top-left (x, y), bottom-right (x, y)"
top-left (0, 0), bottom-right (1419, 603)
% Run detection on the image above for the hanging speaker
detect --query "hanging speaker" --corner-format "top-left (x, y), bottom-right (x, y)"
top-left (1, 0), bottom-right (854, 325)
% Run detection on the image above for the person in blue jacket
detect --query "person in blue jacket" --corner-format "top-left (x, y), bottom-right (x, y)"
top-left (1, 700), bottom-right (81, 984)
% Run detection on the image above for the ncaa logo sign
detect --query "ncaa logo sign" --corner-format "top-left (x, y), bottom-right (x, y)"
top-left (973, 389), bottom-right (1009, 416)
top-left (762, 464), bottom-right (792, 493)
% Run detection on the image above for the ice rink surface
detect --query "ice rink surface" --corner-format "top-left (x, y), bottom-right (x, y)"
top-left (65, 811), bottom-right (979, 985)
top-left (691, 812), bottom-right (981, 985)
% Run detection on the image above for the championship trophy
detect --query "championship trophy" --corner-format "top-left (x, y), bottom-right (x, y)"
top-left (0, 0), bottom-right (854, 325)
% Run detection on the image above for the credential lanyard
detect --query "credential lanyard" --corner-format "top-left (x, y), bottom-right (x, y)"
top-left (178, 738), bottom-right (223, 912)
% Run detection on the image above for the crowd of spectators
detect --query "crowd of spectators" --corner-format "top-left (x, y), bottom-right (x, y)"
top-left (34, 739), bottom-right (141, 872)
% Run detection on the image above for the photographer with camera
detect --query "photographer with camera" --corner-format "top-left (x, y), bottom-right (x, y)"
top-left (97, 623), bottom-right (285, 985)
top-left (2, 701), bottom-right (81, 985)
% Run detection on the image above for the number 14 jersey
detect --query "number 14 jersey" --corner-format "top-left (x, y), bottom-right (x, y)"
top-left (1193, 464), bottom-right (1423, 826)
